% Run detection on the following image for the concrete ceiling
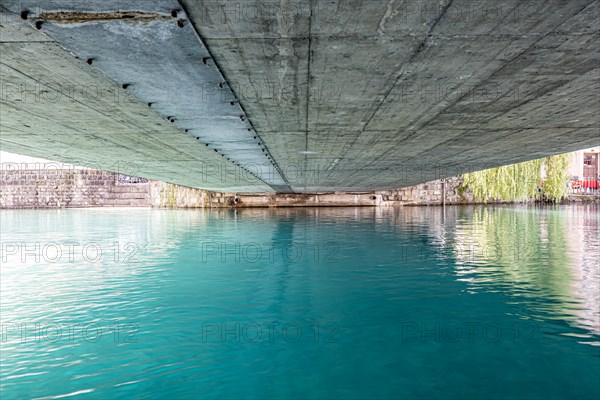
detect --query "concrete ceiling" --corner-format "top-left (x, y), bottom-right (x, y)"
top-left (1, 0), bottom-right (599, 193)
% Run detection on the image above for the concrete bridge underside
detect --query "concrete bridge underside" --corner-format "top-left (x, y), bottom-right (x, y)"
top-left (1, 0), bottom-right (598, 193)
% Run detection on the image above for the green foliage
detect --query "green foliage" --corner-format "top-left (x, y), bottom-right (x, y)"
top-left (542, 153), bottom-right (571, 202)
top-left (460, 153), bottom-right (572, 203)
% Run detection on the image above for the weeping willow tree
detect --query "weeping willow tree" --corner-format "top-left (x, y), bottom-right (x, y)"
top-left (460, 153), bottom-right (572, 203)
top-left (543, 153), bottom-right (572, 202)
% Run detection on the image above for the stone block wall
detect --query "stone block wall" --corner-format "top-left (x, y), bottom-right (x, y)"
top-left (0, 169), bottom-right (149, 209)
top-left (1, 169), bottom-right (477, 209)
top-left (146, 178), bottom-right (475, 208)
top-left (148, 181), bottom-right (209, 208)
top-left (376, 177), bottom-right (474, 206)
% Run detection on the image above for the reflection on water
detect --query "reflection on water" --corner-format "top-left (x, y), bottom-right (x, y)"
top-left (0, 206), bottom-right (599, 399)
top-left (448, 205), bottom-right (600, 340)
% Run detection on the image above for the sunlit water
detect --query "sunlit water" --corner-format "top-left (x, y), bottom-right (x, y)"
top-left (1, 205), bottom-right (599, 399)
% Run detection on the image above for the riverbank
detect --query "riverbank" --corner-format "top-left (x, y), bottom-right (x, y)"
top-left (1, 169), bottom-right (598, 209)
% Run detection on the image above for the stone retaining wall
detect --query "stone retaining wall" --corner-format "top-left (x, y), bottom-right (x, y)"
top-left (149, 181), bottom-right (208, 208)
top-left (376, 177), bottom-right (472, 206)
top-left (569, 194), bottom-right (600, 203)
top-left (1, 169), bottom-right (478, 209)
top-left (0, 169), bottom-right (148, 209)
top-left (148, 177), bottom-right (474, 208)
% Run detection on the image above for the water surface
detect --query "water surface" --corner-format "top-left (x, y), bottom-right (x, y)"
top-left (1, 205), bottom-right (599, 399)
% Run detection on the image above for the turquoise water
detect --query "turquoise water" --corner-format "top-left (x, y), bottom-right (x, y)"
top-left (1, 205), bottom-right (599, 399)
